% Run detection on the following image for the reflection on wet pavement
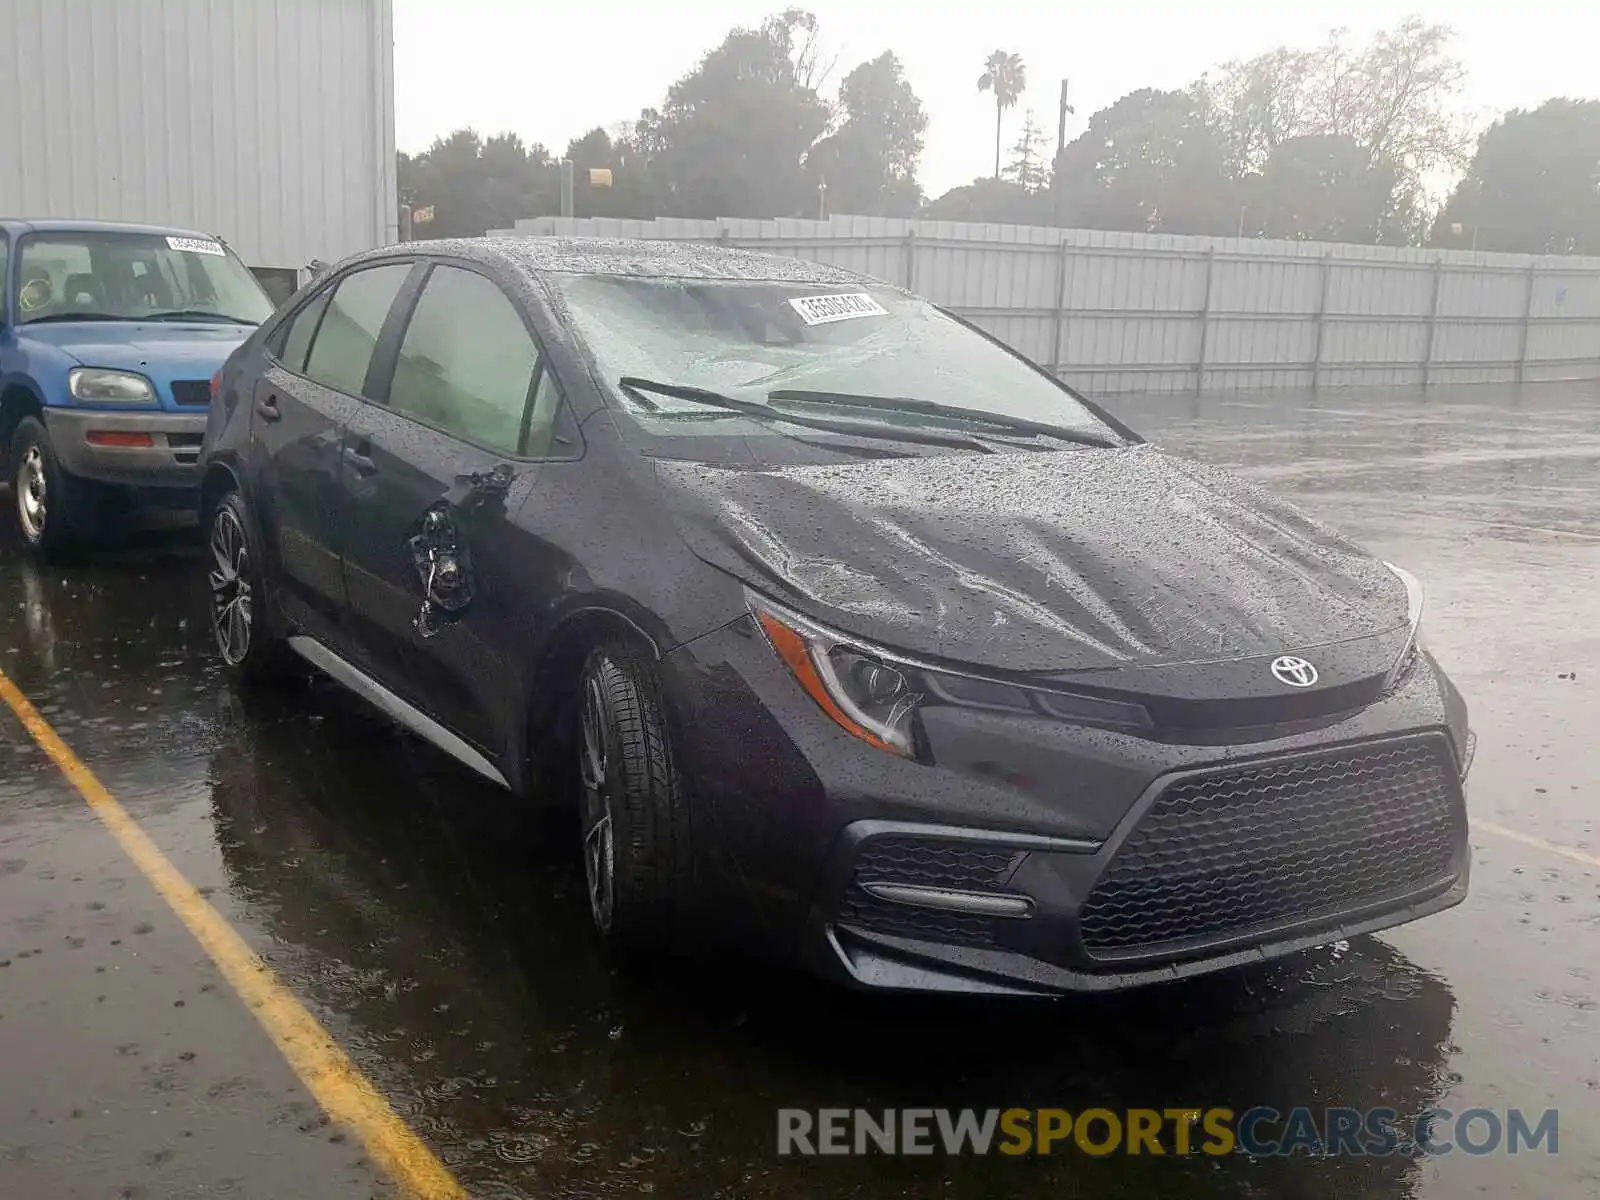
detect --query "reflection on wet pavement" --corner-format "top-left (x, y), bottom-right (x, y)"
top-left (2, 382), bottom-right (1597, 1197)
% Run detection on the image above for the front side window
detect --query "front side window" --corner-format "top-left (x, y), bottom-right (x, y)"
top-left (276, 288), bottom-right (333, 373)
top-left (302, 264), bottom-right (412, 398)
top-left (14, 230), bottom-right (273, 326)
top-left (548, 274), bottom-right (1114, 441)
top-left (388, 266), bottom-right (538, 455)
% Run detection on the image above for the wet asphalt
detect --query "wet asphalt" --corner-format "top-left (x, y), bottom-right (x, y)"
top-left (1, 381), bottom-right (1597, 1199)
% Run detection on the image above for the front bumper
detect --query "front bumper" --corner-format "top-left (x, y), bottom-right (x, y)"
top-left (43, 408), bottom-right (207, 489)
top-left (807, 731), bottom-right (1472, 996)
top-left (666, 620), bottom-right (1474, 996)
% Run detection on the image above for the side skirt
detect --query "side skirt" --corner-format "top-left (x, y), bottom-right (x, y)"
top-left (286, 634), bottom-right (510, 790)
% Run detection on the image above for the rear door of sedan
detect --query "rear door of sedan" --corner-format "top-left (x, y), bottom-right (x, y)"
top-left (337, 259), bottom-right (577, 762)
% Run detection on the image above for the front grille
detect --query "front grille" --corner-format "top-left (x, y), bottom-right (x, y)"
top-left (170, 380), bottom-right (210, 407)
top-left (836, 837), bottom-right (1027, 950)
top-left (1079, 737), bottom-right (1462, 958)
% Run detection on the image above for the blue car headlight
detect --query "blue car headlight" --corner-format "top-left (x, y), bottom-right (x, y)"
top-left (68, 367), bottom-right (157, 403)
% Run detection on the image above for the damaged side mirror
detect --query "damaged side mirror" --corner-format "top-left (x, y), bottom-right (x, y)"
top-left (407, 462), bottom-right (518, 639)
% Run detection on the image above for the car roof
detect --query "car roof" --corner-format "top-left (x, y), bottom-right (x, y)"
top-left (0, 217), bottom-right (222, 240)
top-left (346, 235), bottom-right (875, 286)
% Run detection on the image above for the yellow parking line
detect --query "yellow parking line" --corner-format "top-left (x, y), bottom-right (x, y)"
top-left (1474, 819), bottom-right (1600, 870)
top-left (0, 668), bottom-right (466, 1200)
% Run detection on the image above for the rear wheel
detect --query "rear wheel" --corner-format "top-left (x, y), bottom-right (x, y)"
top-left (10, 416), bottom-right (85, 560)
top-left (206, 489), bottom-right (295, 684)
top-left (576, 641), bottom-right (692, 949)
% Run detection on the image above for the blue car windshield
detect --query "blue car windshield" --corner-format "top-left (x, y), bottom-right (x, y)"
top-left (548, 273), bottom-right (1113, 439)
top-left (15, 230), bottom-right (274, 325)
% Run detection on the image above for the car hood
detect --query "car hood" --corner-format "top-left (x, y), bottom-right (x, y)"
top-left (656, 445), bottom-right (1408, 674)
top-left (20, 320), bottom-right (253, 370)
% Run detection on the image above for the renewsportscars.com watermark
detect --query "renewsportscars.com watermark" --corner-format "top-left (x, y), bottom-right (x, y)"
top-left (777, 1107), bottom-right (1559, 1158)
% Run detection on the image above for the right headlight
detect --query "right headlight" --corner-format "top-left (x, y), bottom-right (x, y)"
top-left (1383, 562), bottom-right (1426, 687)
top-left (68, 367), bottom-right (157, 403)
top-left (751, 597), bottom-right (922, 758)
top-left (747, 592), bottom-right (1153, 759)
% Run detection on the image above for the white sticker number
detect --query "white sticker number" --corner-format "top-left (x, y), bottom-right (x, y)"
top-left (787, 292), bottom-right (889, 326)
top-left (166, 236), bottom-right (226, 256)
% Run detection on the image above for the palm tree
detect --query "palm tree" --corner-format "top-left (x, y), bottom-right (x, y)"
top-left (977, 50), bottom-right (1027, 179)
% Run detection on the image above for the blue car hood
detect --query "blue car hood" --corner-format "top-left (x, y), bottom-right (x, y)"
top-left (21, 321), bottom-right (253, 371)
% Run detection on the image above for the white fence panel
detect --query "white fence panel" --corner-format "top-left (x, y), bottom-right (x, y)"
top-left (503, 213), bottom-right (1600, 393)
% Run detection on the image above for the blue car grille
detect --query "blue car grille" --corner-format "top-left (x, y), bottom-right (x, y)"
top-left (170, 380), bottom-right (211, 407)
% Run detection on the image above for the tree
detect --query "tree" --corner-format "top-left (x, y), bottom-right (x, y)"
top-left (1052, 88), bottom-right (1236, 234)
top-left (805, 51), bottom-right (928, 216)
top-left (1199, 19), bottom-right (1470, 240)
top-left (977, 50), bottom-right (1027, 179)
top-left (397, 129), bottom-right (557, 237)
top-left (1252, 133), bottom-right (1403, 243)
top-left (635, 10), bottom-right (831, 219)
top-left (1003, 110), bottom-right (1051, 191)
top-left (1431, 99), bottom-right (1600, 253)
top-left (563, 125), bottom-right (658, 219)
top-left (924, 178), bottom-right (1048, 224)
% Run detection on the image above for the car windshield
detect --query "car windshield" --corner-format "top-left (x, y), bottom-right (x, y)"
top-left (548, 274), bottom-right (1114, 440)
top-left (15, 230), bottom-right (274, 326)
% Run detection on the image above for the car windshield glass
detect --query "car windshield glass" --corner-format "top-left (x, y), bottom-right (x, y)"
top-left (15, 230), bottom-right (274, 326)
top-left (548, 274), bottom-right (1115, 440)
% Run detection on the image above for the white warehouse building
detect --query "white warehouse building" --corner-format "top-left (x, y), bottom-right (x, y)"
top-left (0, 0), bottom-right (397, 302)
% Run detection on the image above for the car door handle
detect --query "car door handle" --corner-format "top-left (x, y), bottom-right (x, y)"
top-left (255, 395), bottom-right (282, 422)
top-left (342, 446), bottom-right (378, 476)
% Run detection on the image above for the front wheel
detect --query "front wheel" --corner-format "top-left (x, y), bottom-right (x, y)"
top-left (10, 415), bottom-right (84, 560)
top-left (576, 642), bottom-right (692, 949)
top-left (206, 490), bottom-right (294, 684)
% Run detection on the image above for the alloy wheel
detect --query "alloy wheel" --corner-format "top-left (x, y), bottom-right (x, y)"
top-left (579, 672), bottom-right (617, 932)
top-left (208, 504), bottom-right (253, 665)
top-left (17, 445), bottom-right (47, 541)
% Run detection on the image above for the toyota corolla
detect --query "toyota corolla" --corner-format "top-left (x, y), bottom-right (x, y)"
top-left (198, 238), bottom-right (1473, 996)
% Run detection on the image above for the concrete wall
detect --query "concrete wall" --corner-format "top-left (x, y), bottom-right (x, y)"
top-left (500, 214), bottom-right (1600, 394)
top-left (0, 0), bottom-right (397, 271)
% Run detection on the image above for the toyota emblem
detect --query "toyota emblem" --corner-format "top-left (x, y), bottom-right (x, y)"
top-left (1270, 655), bottom-right (1319, 687)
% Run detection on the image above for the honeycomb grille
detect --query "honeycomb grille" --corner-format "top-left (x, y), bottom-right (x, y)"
top-left (836, 837), bottom-right (1027, 950)
top-left (1079, 738), bottom-right (1462, 957)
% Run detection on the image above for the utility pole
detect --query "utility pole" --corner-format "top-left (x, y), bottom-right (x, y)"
top-left (1052, 79), bottom-right (1074, 228)
top-left (817, 176), bottom-right (828, 221)
top-left (559, 159), bottom-right (575, 219)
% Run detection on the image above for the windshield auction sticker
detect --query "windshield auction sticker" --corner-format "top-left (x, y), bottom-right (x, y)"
top-left (787, 292), bottom-right (889, 325)
top-left (166, 236), bottom-right (226, 256)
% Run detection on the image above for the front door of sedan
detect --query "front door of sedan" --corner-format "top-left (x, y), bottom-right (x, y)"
top-left (339, 262), bottom-right (570, 759)
top-left (247, 262), bottom-right (415, 641)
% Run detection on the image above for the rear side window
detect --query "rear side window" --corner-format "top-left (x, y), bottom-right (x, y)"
top-left (276, 287), bottom-right (333, 373)
top-left (303, 263), bottom-right (411, 398)
top-left (388, 266), bottom-right (537, 455)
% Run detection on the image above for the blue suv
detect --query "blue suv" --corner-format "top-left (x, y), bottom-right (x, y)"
top-left (0, 219), bottom-right (275, 557)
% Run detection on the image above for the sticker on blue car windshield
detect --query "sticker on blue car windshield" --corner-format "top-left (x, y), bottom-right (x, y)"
top-left (787, 292), bottom-right (889, 325)
top-left (166, 236), bottom-right (226, 256)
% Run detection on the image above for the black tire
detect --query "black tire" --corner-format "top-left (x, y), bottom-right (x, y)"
top-left (10, 415), bottom-right (85, 560)
top-left (205, 489), bottom-right (296, 685)
top-left (576, 640), bottom-right (692, 949)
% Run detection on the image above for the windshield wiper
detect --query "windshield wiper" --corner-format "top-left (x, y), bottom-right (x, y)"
top-left (767, 389), bottom-right (1122, 449)
top-left (20, 312), bottom-right (129, 324)
top-left (617, 377), bottom-right (996, 454)
top-left (148, 309), bottom-right (257, 325)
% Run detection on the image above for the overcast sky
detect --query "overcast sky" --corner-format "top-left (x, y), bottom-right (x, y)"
top-left (393, 1), bottom-right (1598, 199)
